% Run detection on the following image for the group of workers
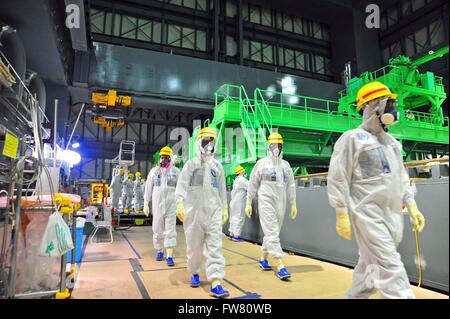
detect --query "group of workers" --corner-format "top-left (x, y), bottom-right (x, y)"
top-left (109, 81), bottom-right (426, 299)
top-left (109, 168), bottom-right (146, 214)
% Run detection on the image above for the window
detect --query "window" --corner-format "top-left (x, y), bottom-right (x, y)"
top-left (282, 15), bottom-right (293, 32)
top-left (196, 30), bottom-right (206, 51)
top-left (182, 27), bottom-right (195, 49)
top-left (261, 8), bottom-right (272, 27)
top-left (250, 41), bottom-right (262, 62)
top-left (262, 43), bottom-right (273, 64)
top-left (293, 18), bottom-right (304, 35)
top-left (312, 22), bottom-right (323, 40)
top-left (168, 25), bottom-right (181, 47)
top-left (226, 36), bottom-right (237, 56)
top-left (226, 0), bottom-right (237, 18)
top-left (429, 20), bottom-right (445, 47)
top-left (249, 6), bottom-right (261, 24)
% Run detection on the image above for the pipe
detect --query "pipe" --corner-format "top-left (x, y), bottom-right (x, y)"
top-left (65, 103), bottom-right (85, 151)
top-left (54, 99), bottom-right (58, 167)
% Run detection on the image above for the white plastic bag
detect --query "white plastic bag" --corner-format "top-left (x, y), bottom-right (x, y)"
top-left (40, 211), bottom-right (74, 257)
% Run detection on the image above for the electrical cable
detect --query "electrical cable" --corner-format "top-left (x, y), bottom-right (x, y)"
top-left (414, 230), bottom-right (422, 287)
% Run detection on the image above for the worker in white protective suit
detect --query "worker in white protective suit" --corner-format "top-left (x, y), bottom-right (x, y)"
top-left (109, 167), bottom-right (125, 213)
top-left (327, 81), bottom-right (426, 299)
top-left (121, 172), bottom-right (134, 213)
top-left (245, 132), bottom-right (298, 280)
top-left (174, 127), bottom-right (230, 298)
top-left (227, 165), bottom-right (249, 241)
top-left (144, 146), bottom-right (180, 267)
top-left (133, 171), bottom-right (144, 213)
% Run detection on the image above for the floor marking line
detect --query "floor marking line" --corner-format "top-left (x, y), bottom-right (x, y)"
top-left (120, 230), bottom-right (142, 259)
top-left (129, 258), bottom-right (145, 272)
top-left (223, 246), bottom-right (259, 262)
top-left (231, 293), bottom-right (262, 299)
top-left (130, 270), bottom-right (151, 299)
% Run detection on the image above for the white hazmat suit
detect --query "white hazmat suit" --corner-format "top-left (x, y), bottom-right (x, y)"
top-left (134, 176), bottom-right (144, 212)
top-left (327, 98), bottom-right (418, 299)
top-left (145, 165), bottom-right (180, 250)
top-left (246, 151), bottom-right (296, 259)
top-left (121, 176), bottom-right (134, 212)
top-left (228, 174), bottom-right (249, 238)
top-left (174, 142), bottom-right (228, 281)
top-left (109, 171), bottom-right (123, 212)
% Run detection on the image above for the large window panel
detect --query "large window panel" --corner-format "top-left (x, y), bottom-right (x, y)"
top-left (196, 30), bottom-right (206, 51)
top-left (295, 50), bottom-right (309, 71)
top-left (243, 40), bottom-right (250, 59)
top-left (411, 0), bottom-right (426, 12)
top-left (136, 18), bottom-right (152, 41)
top-left (284, 48), bottom-right (294, 68)
top-left (314, 55), bottom-right (325, 74)
top-left (113, 14), bottom-right (121, 36)
top-left (261, 8), bottom-right (272, 27)
top-left (182, 27), bottom-right (195, 49)
top-left (183, 0), bottom-right (196, 9)
top-left (282, 15), bottom-right (293, 32)
top-left (91, 9), bottom-right (105, 34)
top-left (278, 47), bottom-right (284, 66)
top-left (104, 12), bottom-right (113, 35)
top-left (405, 34), bottom-right (416, 56)
top-left (262, 43), bottom-right (273, 64)
top-left (243, 3), bottom-right (250, 21)
top-left (250, 41), bottom-right (262, 62)
top-left (168, 24), bottom-right (182, 46)
top-left (153, 22), bottom-right (162, 43)
top-left (250, 6), bottom-right (261, 24)
top-left (293, 18), bottom-right (304, 35)
top-left (429, 20), bottom-right (445, 47)
top-left (402, 0), bottom-right (413, 17)
top-left (121, 15), bottom-right (137, 39)
top-left (196, 0), bottom-right (207, 11)
top-left (226, 36), bottom-right (237, 56)
top-left (389, 41), bottom-right (401, 56)
top-left (414, 26), bottom-right (429, 53)
top-left (226, 0), bottom-right (237, 18)
top-left (312, 22), bottom-right (322, 40)
top-left (387, 8), bottom-right (398, 27)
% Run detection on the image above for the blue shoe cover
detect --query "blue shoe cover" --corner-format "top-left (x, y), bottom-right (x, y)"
top-left (156, 251), bottom-right (164, 261)
top-left (231, 236), bottom-right (243, 242)
top-left (166, 257), bottom-right (175, 267)
top-left (277, 267), bottom-right (291, 280)
top-left (210, 284), bottom-right (229, 298)
top-left (190, 274), bottom-right (200, 287)
top-left (258, 260), bottom-right (272, 271)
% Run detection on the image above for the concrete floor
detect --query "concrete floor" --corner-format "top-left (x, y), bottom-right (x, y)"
top-left (71, 225), bottom-right (448, 299)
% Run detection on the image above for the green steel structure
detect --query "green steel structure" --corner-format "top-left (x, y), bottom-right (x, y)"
top-left (184, 49), bottom-right (448, 181)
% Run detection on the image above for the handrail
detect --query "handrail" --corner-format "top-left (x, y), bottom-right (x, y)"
top-left (295, 156), bottom-right (449, 179)
top-left (254, 88), bottom-right (273, 134)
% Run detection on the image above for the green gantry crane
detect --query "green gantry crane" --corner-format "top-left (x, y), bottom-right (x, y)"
top-left (183, 47), bottom-right (449, 182)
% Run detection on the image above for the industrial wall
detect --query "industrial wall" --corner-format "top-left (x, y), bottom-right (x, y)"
top-left (228, 175), bottom-right (449, 293)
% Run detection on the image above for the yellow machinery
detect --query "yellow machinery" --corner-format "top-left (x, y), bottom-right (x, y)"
top-left (91, 89), bottom-right (131, 131)
top-left (91, 89), bottom-right (131, 107)
top-left (90, 183), bottom-right (109, 205)
top-left (93, 116), bottom-right (125, 131)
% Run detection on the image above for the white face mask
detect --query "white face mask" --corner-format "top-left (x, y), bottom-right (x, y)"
top-left (272, 148), bottom-right (280, 157)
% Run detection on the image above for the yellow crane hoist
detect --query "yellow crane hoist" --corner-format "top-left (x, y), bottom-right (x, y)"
top-left (91, 89), bottom-right (131, 107)
top-left (93, 116), bottom-right (125, 131)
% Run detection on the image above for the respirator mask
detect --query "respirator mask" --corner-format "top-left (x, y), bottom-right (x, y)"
top-left (379, 96), bottom-right (399, 126)
top-left (269, 143), bottom-right (282, 157)
top-left (200, 137), bottom-right (215, 156)
top-left (159, 155), bottom-right (171, 168)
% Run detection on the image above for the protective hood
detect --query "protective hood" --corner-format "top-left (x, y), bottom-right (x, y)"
top-left (267, 148), bottom-right (283, 164)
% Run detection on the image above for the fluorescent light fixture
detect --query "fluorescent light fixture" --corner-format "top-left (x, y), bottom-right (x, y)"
top-left (72, 142), bottom-right (80, 149)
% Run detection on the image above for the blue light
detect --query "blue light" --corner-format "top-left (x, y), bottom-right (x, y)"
top-left (72, 142), bottom-right (80, 149)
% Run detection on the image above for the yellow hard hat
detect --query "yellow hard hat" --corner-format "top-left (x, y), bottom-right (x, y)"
top-left (235, 165), bottom-right (245, 175)
top-left (356, 81), bottom-right (392, 110)
top-left (128, 173), bottom-right (134, 178)
top-left (197, 127), bottom-right (217, 140)
top-left (119, 168), bottom-right (125, 174)
top-left (160, 146), bottom-right (173, 157)
top-left (141, 178), bottom-right (145, 183)
top-left (268, 132), bottom-right (283, 145)
top-left (135, 171), bottom-right (141, 177)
